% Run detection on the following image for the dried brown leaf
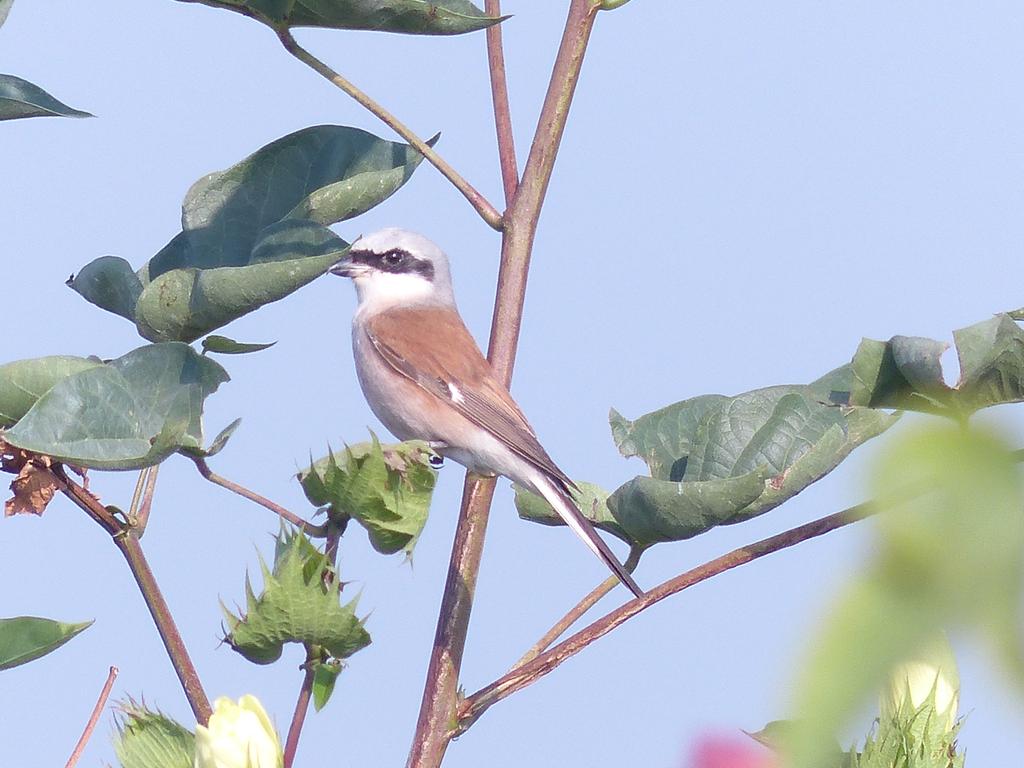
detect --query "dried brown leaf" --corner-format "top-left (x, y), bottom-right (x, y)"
top-left (6, 457), bottom-right (57, 517)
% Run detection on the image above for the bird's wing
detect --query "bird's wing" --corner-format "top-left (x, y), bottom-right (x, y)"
top-left (364, 306), bottom-right (574, 490)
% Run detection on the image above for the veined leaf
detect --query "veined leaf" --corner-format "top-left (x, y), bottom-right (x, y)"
top-left (71, 126), bottom-right (428, 342)
top-left (0, 355), bottom-right (104, 427)
top-left (3, 343), bottom-right (228, 470)
top-left (599, 365), bottom-right (896, 546)
top-left (851, 313), bottom-right (1024, 417)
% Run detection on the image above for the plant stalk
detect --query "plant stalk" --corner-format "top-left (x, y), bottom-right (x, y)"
top-left (406, 3), bottom-right (603, 766)
top-left (64, 665), bottom-right (118, 768)
top-left (275, 28), bottom-right (503, 230)
top-left (457, 501), bottom-right (875, 730)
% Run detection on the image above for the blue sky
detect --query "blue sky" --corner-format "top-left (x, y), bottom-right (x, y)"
top-left (2, 2), bottom-right (1023, 766)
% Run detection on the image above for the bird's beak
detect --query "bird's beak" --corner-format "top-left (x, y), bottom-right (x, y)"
top-left (329, 256), bottom-right (356, 278)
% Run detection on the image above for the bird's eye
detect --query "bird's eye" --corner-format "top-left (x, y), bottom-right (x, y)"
top-left (383, 251), bottom-right (403, 266)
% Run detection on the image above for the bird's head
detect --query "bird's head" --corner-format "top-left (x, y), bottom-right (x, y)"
top-left (330, 228), bottom-right (455, 314)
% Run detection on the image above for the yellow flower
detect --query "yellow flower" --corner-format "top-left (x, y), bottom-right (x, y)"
top-left (194, 695), bottom-right (283, 768)
top-left (881, 635), bottom-right (960, 733)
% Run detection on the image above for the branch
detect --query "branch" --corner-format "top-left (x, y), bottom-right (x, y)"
top-left (456, 502), bottom-right (875, 730)
top-left (64, 665), bottom-right (118, 768)
top-left (275, 27), bottom-right (503, 231)
top-left (407, 3), bottom-right (604, 766)
top-left (192, 458), bottom-right (328, 537)
top-left (513, 545), bottom-right (643, 669)
top-left (283, 654), bottom-right (317, 768)
top-left (54, 468), bottom-right (212, 724)
top-left (485, 0), bottom-right (519, 203)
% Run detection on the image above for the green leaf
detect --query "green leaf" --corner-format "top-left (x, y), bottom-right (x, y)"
top-left (788, 425), bottom-right (1023, 768)
top-left (515, 480), bottom-right (633, 544)
top-left (67, 256), bottom-right (143, 322)
top-left (201, 335), bottom-right (276, 355)
top-left (72, 125), bottom-right (429, 342)
top-left (224, 529), bottom-right (371, 665)
top-left (0, 355), bottom-right (104, 427)
top-left (851, 313), bottom-right (1024, 417)
top-left (0, 1), bottom-right (14, 28)
top-left (607, 470), bottom-right (771, 548)
top-left (0, 616), bottom-right (92, 670)
top-left (0, 74), bottom-right (91, 121)
top-left (298, 438), bottom-right (438, 555)
top-left (312, 658), bottom-right (342, 711)
top-left (605, 366), bottom-right (897, 546)
top-left (180, 417), bottom-right (242, 459)
top-left (114, 703), bottom-right (194, 768)
top-left (4, 343), bottom-right (229, 469)
top-left (177, 0), bottom-right (506, 35)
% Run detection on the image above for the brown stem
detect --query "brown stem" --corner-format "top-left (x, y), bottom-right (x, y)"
top-left (485, 0), bottom-right (519, 203)
top-left (513, 545), bottom-right (643, 669)
top-left (406, 476), bottom-right (497, 767)
top-left (406, 3), bottom-right (604, 766)
top-left (456, 502), bottom-right (875, 730)
top-left (283, 655), bottom-right (317, 768)
top-left (54, 468), bottom-right (212, 724)
top-left (192, 458), bottom-right (328, 537)
top-left (115, 533), bottom-right (212, 724)
top-left (275, 27), bottom-right (503, 230)
top-left (64, 666), bottom-right (118, 768)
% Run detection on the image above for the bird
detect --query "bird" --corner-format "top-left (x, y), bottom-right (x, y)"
top-left (329, 228), bottom-right (643, 598)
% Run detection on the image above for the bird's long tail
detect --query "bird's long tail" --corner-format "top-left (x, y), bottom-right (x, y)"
top-left (533, 475), bottom-right (644, 599)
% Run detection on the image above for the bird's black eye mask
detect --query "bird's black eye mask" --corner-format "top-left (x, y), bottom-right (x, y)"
top-left (348, 247), bottom-right (435, 282)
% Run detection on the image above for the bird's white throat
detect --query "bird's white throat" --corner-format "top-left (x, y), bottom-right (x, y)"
top-left (352, 270), bottom-right (450, 318)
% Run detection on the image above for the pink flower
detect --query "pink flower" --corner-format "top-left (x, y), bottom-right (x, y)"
top-left (688, 734), bottom-right (776, 768)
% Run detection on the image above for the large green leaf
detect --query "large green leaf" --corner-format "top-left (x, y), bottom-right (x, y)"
top-left (299, 438), bottom-right (437, 555)
top-left (3, 343), bottom-right (229, 470)
top-left (224, 529), bottom-right (371, 665)
top-left (114, 704), bottom-right (194, 768)
top-left (0, 74), bottom-right (92, 121)
top-left (788, 425), bottom-right (1024, 768)
top-left (851, 313), bottom-right (1024, 418)
top-left (70, 125), bottom-right (429, 342)
top-left (0, 0), bottom-right (14, 28)
top-left (0, 355), bottom-right (104, 427)
top-left (0, 616), bottom-right (92, 670)
top-left (176, 0), bottom-right (505, 35)
top-left (602, 366), bottom-right (896, 546)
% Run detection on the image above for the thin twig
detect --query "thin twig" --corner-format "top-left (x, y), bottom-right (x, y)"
top-left (274, 27), bottom-right (503, 231)
top-left (456, 501), bottom-right (875, 731)
top-left (406, 4), bottom-right (604, 766)
top-left (55, 470), bottom-right (212, 724)
top-left (513, 545), bottom-right (643, 669)
top-left (485, 0), bottom-right (519, 204)
top-left (64, 666), bottom-right (118, 768)
top-left (133, 465), bottom-right (159, 536)
top-left (283, 656), bottom-right (317, 768)
top-left (192, 458), bottom-right (328, 537)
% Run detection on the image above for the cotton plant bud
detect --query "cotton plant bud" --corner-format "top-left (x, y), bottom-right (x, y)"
top-left (194, 695), bottom-right (283, 768)
top-left (880, 635), bottom-right (960, 732)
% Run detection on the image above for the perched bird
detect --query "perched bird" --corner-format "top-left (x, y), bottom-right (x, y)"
top-left (330, 228), bottom-right (643, 598)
